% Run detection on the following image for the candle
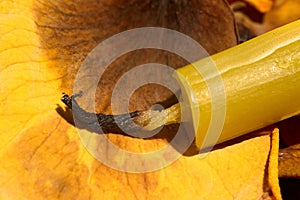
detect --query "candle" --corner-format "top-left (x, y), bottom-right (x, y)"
top-left (175, 20), bottom-right (300, 149)
top-left (62, 20), bottom-right (300, 150)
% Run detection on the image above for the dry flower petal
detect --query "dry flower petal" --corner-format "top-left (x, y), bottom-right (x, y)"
top-left (0, 0), bottom-right (282, 199)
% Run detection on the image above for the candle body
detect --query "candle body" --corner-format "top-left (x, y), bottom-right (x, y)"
top-left (175, 20), bottom-right (300, 149)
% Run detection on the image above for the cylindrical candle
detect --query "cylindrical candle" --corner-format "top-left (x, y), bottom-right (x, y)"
top-left (175, 20), bottom-right (300, 149)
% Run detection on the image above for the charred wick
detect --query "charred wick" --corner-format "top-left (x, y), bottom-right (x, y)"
top-left (60, 92), bottom-right (143, 135)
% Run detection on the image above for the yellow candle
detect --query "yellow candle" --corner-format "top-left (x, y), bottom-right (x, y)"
top-left (175, 20), bottom-right (300, 149)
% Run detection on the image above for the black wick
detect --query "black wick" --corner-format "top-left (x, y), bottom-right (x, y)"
top-left (61, 92), bottom-right (142, 134)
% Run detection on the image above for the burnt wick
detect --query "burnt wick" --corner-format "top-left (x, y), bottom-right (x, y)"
top-left (60, 92), bottom-right (181, 135)
top-left (60, 92), bottom-right (143, 134)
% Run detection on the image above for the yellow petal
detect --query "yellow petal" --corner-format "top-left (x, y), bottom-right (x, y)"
top-left (0, 0), bottom-right (281, 199)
